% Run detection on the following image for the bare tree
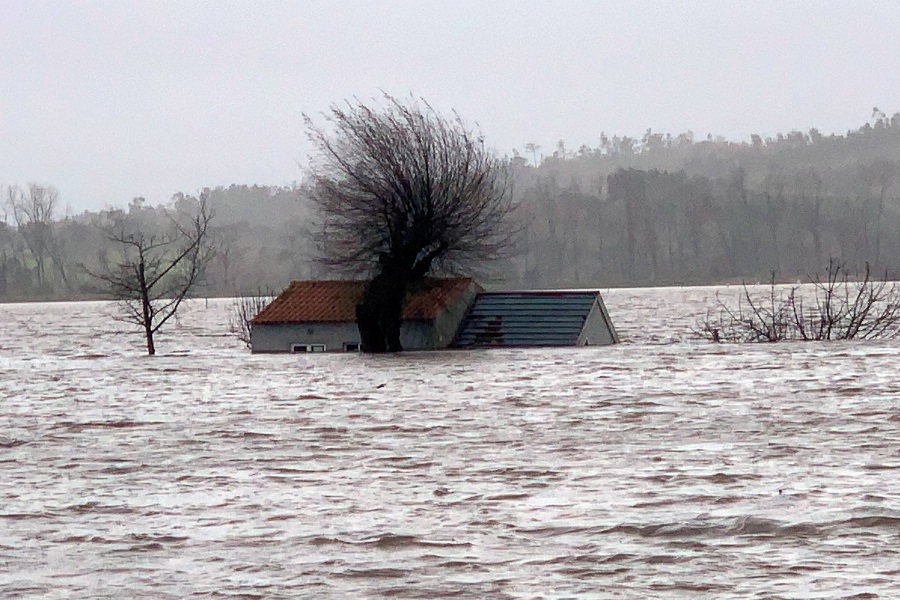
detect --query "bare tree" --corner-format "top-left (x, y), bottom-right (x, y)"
top-left (305, 94), bottom-right (516, 352)
top-left (6, 183), bottom-right (59, 289)
top-left (88, 196), bottom-right (214, 355)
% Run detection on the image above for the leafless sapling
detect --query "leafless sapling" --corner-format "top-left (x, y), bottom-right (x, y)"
top-left (89, 196), bottom-right (214, 355)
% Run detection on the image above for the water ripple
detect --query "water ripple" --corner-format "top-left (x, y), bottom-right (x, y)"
top-left (2, 294), bottom-right (900, 598)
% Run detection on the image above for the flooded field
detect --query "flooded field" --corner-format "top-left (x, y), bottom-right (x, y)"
top-left (2, 287), bottom-right (900, 599)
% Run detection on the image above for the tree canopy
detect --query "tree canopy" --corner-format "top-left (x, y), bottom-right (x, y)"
top-left (305, 95), bottom-right (516, 278)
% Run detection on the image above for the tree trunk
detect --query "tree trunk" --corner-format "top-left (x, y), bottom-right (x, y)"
top-left (145, 322), bottom-right (156, 356)
top-left (0, 254), bottom-right (6, 298)
top-left (356, 302), bottom-right (386, 353)
top-left (138, 260), bottom-right (156, 356)
top-left (356, 265), bottom-right (410, 353)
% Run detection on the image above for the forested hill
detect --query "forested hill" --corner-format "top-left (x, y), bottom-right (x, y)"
top-left (2, 111), bottom-right (899, 301)
top-left (510, 110), bottom-right (900, 287)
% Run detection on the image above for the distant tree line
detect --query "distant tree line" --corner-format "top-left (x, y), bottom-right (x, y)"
top-left (0, 184), bottom-right (320, 301)
top-left (2, 110), bottom-right (899, 301)
top-left (508, 109), bottom-right (900, 287)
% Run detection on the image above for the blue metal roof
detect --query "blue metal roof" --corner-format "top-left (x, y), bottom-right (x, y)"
top-left (452, 291), bottom-right (600, 348)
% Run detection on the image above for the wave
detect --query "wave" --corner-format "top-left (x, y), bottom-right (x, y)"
top-left (309, 533), bottom-right (472, 549)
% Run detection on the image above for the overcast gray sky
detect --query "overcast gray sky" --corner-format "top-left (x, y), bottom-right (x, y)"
top-left (2, 1), bottom-right (899, 212)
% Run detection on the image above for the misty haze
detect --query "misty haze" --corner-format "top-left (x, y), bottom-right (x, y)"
top-left (4, 114), bottom-right (900, 299)
top-left (2, 2), bottom-right (900, 598)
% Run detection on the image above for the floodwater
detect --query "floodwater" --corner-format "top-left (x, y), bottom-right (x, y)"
top-left (2, 287), bottom-right (899, 599)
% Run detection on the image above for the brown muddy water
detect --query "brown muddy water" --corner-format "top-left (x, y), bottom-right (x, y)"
top-left (1, 287), bottom-right (899, 599)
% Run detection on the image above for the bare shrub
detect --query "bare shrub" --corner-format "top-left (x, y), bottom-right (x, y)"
top-left (698, 259), bottom-right (900, 343)
top-left (230, 289), bottom-right (276, 349)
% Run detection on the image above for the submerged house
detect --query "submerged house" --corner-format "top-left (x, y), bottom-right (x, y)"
top-left (453, 290), bottom-right (619, 348)
top-left (250, 278), bottom-right (480, 353)
top-left (250, 279), bottom-right (619, 353)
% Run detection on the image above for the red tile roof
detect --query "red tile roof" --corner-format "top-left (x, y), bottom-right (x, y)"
top-left (252, 277), bottom-right (475, 324)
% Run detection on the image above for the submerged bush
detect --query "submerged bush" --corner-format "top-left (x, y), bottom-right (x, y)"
top-left (698, 259), bottom-right (900, 343)
top-left (230, 289), bottom-right (277, 349)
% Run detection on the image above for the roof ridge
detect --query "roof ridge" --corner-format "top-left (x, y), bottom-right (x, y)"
top-left (252, 277), bottom-right (475, 324)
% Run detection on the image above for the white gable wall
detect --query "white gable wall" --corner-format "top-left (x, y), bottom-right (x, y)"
top-left (576, 296), bottom-right (620, 346)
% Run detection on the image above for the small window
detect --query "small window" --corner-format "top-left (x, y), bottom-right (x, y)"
top-left (292, 343), bottom-right (326, 353)
top-left (343, 342), bottom-right (360, 352)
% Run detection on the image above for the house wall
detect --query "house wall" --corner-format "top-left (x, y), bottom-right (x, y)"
top-left (433, 281), bottom-right (483, 349)
top-left (251, 322), bottom-right (361, 353)
top-left (251, 320), bottom-right (440, 353)
top-left (576, 295), bottom-right (620, 346)
top-left (398, 321), bottom-right (435, 350)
